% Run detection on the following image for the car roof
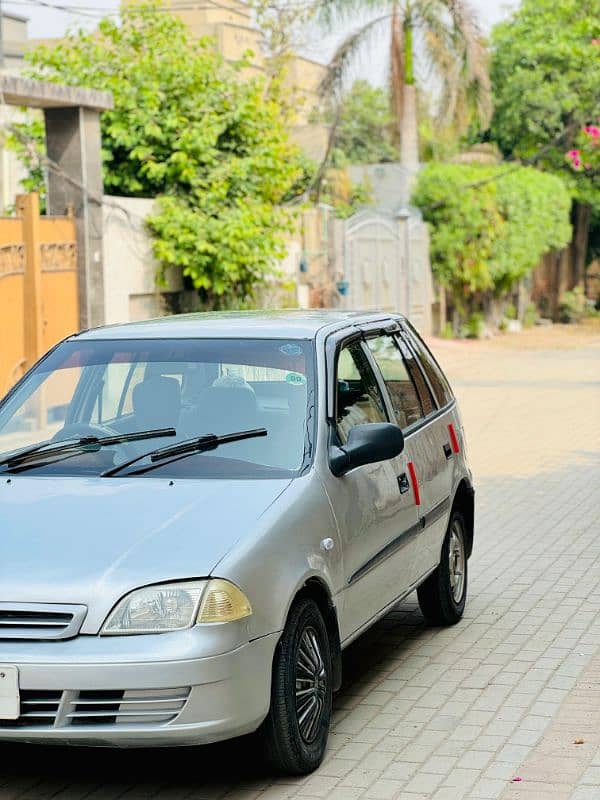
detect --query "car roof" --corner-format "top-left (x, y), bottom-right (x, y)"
top-left (75, 310), bottom-right (404, 341)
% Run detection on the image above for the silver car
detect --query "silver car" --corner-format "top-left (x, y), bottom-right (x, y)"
top-left (0, 311), bottom-right (474, 774)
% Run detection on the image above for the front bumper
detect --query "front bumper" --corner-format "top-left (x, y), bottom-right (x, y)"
top-left (0, 629), bottom-right (279, 747)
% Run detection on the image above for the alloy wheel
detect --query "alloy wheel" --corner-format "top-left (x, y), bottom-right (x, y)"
top-left (295, 626), bottom-right (327, 743)
top-left (448, 521), bottom-right (466, 603)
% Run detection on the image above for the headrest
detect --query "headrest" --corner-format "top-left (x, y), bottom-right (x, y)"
top-left (197, 385), bottom-right (258, 433)
top-left (132, 376), bottom-right (181, 430)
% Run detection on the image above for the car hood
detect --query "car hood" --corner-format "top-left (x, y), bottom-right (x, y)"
top-left (0, 475), bottom-right (291, 633)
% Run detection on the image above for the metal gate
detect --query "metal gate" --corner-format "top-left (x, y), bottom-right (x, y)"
top-left (342, 210), bottom-right (405, 312)
top-left (0, 193), bottom-right (78, 395)
top-left (335, 208), bottom-right (432, 333)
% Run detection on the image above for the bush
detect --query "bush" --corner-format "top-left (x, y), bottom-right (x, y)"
top-left (523, 302), bottom-right (538, 328)
top-left (412, 163), bottom-right (572, 314)
top-left (463, 312), bottom-right (485, 339)
top-left (558, 287), bottom-right (587, 323)
top-left (440, 321), bottom-right (454, 339)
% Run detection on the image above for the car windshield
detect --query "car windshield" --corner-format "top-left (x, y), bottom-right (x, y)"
top-left (0, 337), bottom-right (315, 479)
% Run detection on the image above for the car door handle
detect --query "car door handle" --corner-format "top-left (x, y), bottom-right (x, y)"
top-left (397, 472), bottom-right (410, 494)
top-left (443, 443), bottom-right (452, 459)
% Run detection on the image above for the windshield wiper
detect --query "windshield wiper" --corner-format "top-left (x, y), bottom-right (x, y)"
top-left (102, 427), bottom-right (268, 478)
top-left (0, 428), bottom-right (177, 473)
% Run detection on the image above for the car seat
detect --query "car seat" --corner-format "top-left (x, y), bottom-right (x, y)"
top-left (132, 376), bottom-right (181, 431)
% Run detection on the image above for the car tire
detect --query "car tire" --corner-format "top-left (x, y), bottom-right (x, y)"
top-left (260, 597), bottom-right (332, 775)
top-left (417, 510), bottom-right (468, 625)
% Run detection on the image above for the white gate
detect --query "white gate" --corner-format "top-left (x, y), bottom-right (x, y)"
top-left (335, 208), bottom-right (432, 333)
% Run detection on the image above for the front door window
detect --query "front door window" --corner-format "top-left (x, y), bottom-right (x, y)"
top-left (335, 342), bottom-right (387, 444)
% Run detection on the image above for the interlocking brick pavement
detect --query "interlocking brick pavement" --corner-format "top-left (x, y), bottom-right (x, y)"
top-left (1, 324), bottom-right (599, 799)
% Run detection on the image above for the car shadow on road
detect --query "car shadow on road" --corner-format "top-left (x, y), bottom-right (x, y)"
top-left (0, 602), bottom-right (429, 793)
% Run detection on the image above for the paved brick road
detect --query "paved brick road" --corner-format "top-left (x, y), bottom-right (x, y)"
top-left (2, 325), bottom-right (599, 800)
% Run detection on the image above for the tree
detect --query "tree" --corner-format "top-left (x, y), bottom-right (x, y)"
top-left (251, 0), bottom-right (316, 79)
top-left (412, 163), bottom-right (572, 317)
top-left (566, 123), bottom-right (600, 175)
top-left (322, 79), bottom-right (398, 164)
top-left (22, 5), bottom-right (306, 309)
top-left (491, 0), bottom-right (600, 286)
top-left (317, 0), bottom-right (491, 172)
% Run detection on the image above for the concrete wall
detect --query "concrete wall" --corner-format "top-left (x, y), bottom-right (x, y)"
top-left (0, 13), bottom-right (30, 213)
top-left (100, 196), bottom-right (433, 332)
top-left (102, 196), bottom-right (182, 325)
top-left (100, 197), bottom-right (325, 324)
top-left (1, 12), bottom-right (28, 71)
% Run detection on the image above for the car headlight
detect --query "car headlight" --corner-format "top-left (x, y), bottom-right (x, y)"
top-left (101, 579), bottom-right (252, 635)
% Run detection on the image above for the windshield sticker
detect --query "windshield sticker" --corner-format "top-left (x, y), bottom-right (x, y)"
top-left (285, 372), bottom-right (307, 386)
top-left (279, 343), bottom-right (303, 356)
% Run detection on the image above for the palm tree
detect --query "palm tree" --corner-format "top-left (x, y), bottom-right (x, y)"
top-left (317, 0), bottom-right (491, 175)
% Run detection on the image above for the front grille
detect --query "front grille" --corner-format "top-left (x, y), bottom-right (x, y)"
top-left (0, 687), bottom-right (191, 729)
top-left (0, 603), bottom-right (87, 640)
top-left (0, 691), bottom-right (62, 727)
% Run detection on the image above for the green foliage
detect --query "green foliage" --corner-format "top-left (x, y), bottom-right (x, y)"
top-left (6, 117), bottom-right (46, 203)
top-left (566, 123), bottom-right (600, 174)
top-left (250, 0), bottom-right (315, 77)
top-left (317, 167), bottom-right (372, 218)
top-left (412, 163), bottom-right (572, 308)
top-left (491, 0), bottom-right (600, 210)
top-left (412, 164), bottom-right (502, 299)
top-left (558, 286), bottom-right (588, 323)
top-left (463, 312), bottom-right (485, 339)
top-left (322, 80), bottom-right (398, 165)
top-left (523, 302), bottom-right (538, 328)
top-left (23, 5), bottom-right (306, 308)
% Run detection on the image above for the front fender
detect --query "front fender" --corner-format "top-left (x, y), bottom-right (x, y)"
top-left (213, 472), bottom-right (342, 640)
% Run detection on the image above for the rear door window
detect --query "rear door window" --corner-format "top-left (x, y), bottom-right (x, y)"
top-left (402, 326), bottom-right (454, 407)
top-left (394, 335), bottom-right (436, 417)
top-left (365, 335), bottom-right (423, 428)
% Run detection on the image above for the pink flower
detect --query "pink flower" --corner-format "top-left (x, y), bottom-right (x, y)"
top-left (584, 125), bottom-right (600, 138)
top-left (567, 149), bottom-right (580, 159)
top-left (593, 38), bottom-right (600, 45)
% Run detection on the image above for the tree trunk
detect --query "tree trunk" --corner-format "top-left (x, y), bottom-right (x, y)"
top-left (400, 82), bottom-right (419, 173)
top-left (570, 201), bottom-right (591, 291)
top-left (389, 3), bottom-right (403, 151)
top-left (399, 16), bottom-right (419, 204)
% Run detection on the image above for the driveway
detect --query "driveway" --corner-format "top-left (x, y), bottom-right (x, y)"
top-left (2, 323), bottom-right (599, 800)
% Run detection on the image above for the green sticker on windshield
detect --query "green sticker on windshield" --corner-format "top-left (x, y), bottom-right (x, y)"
top-left (286, 372), bottom-right (307, 386)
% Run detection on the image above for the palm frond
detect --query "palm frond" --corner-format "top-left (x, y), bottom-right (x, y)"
top-left (320, 13), bottom-right (393, 98)
top-left (445, 0), bottom-right (492, 124)
top-left (314, 0), bottom-right (393, 29)
top-left (418, 0), bottom-right (491, 133)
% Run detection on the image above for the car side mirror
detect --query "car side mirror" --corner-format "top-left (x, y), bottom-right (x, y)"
top-left (329, 422), bottom-right (404, 477)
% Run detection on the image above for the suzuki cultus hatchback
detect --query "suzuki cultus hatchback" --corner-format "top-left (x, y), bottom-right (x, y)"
top-left (0, 311), bottom-right (474, 774)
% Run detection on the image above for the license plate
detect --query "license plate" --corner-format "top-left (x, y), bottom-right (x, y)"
top-left (0, 666), bottom-right (19, 720)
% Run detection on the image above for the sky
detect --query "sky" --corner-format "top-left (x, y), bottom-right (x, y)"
top-left (8, 0), bottom-right (519, 65)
